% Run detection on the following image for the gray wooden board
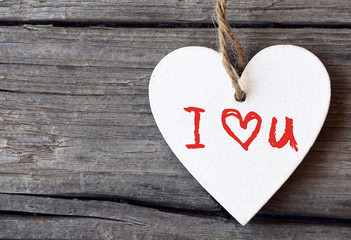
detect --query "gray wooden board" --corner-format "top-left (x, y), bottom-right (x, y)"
top-left (0, 25), bottom-right (350, 221)
top-left (0, 0), bottom-right (351, 25)
top-left (0, 194), bottom-right (350, 239)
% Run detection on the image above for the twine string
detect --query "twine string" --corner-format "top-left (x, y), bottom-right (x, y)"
top-left (216, 0), bottom-right (247, 102)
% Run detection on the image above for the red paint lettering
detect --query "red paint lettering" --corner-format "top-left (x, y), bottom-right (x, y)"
top-left (184, 107), bottom-right (205, 149)
top-left (269, 117), bottom-right (298, 152)
top-left (222, 109), bottom-right (262, 151)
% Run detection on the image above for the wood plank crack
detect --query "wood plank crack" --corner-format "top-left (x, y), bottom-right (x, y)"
top-left (0, 193), bottom-right (350, 224)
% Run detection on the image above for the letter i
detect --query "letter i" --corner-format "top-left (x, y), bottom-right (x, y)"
top-left (184, 107), bottom-right (205, 149)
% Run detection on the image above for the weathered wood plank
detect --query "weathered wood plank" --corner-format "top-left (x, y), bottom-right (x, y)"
top-left (0, 0), bottom-right (350, 25)
top-left (0, 26), bottom-right (350, 218)
top-left (0, 194), bottom-right (350, 239)
top-left (2, 216), bottom-right (350, 240)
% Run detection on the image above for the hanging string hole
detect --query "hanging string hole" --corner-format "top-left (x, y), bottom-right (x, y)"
top-left (235, 92), bottom-right (246, 102)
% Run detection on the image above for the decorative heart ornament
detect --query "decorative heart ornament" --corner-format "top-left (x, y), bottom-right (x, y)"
top-left (149, 45), bottom-right (330, 225)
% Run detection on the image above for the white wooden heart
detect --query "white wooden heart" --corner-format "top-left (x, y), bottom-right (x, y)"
top-left (149, 45), bottom-right (330, 225)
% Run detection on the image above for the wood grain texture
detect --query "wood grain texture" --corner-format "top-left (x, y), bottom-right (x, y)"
top-left (0, 194), bottom-right (350, 239)
top-left (0, 25), bottom-right (350, 221)
top-left (0, 0), bottom-right (350, 25)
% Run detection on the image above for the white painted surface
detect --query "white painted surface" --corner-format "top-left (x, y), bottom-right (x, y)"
top-left (149, 45), bottom-right (330, 225)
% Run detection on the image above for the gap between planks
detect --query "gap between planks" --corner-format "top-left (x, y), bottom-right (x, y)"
top-left (1, 20), bottom-right (351, 29)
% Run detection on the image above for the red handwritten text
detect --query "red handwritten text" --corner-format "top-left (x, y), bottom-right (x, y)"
top-left (184, 107), bottom-right (298, 152)
top-left (184, 107), bottom-right (205, 149)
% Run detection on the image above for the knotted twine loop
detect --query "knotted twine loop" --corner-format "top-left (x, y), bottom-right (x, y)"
top-left (216, 0), bottom-right (247, 102)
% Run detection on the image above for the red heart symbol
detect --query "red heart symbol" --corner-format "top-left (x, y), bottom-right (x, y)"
top-left (222, 109), bottom-right (262, 151)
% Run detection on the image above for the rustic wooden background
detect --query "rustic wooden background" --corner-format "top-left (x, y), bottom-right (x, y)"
top-left (0, 1), bottom-right (350, 239)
